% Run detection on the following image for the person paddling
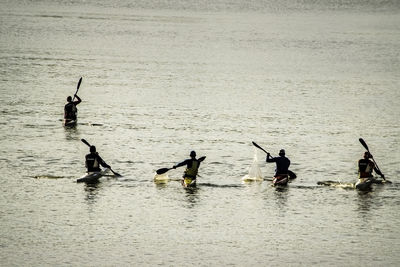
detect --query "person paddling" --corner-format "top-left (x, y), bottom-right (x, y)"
top-left (358, 151), bottom-right (384, 181)
top-left (85, 145), bottom-right (110, 173)
top-left (266, 149), bottom-right (290, 184)
top-left (64, 94), bottom-right (81, 125)
top-left (173, 151), bottom-right (205, 187)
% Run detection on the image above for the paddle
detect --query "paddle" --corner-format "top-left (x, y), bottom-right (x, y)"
top-left (252, 141), bottom-right (297, 179)
top-left (72, 77), bottom-right (82, 101)
top-left (156, 167), bottom-right (173, 175)
top-left (156, 156), bottom-right (206, 175)
top-left (359, 138), bottom-right (385, 180)
top-left (252, 141), bottom-right (269, 154)
top-left (81, 138), bottom-right (122, 177)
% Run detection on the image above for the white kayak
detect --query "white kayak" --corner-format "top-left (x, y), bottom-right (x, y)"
top-left (355, 177), bottom-right (374, 191)
top-left (63, 119), bottom-right (77, 127)
top-left (77, 169), bottom-right (110, 183)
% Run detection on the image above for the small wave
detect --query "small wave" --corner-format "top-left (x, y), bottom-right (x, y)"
top-left (317, 180), bottom-right (355, 189)
top-left (33, 175), bottom-right (64, 179)
top-left (197, 183), bottom-right (242, 188)
top-left (36, 15), bottom-right (64, 19)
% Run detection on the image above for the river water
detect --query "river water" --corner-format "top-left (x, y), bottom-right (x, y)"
top-left (1, 0), bottom-right (400, 266)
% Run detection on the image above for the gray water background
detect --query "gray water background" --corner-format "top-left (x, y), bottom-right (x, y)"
top-left (1, 0), bottom-right (400, 266)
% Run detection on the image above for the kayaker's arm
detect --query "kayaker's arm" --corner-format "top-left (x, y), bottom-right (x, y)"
top-left (73, 95), bottom-right (82, 105)
top-left (369, 155), bottom-right (384, 178)
top-left (97, 154), bottom-right (110, 169)
top-left (266, 153), bottom-right (275, 163)
top-left (198, 156), bottom-right (206, 162)
top-left (374, 167), bottom-right (384, 178)
top-left (173, 159), bottom-right (189, 169)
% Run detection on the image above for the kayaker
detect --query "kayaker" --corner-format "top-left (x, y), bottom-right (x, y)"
top-left (85, 146), bottom-right (110, 172)
top-left (266, 149), bottom-right (291, 183)
top-left (64, 94), bottom-right (82, 123)
top-left (173, 151), bottom-right (205, 187)
top-left (358, 151), bottom-right (384, 180)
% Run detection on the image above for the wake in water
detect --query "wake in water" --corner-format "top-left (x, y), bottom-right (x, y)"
top-left (242, 149), bottom-right (263, 182)
top-left (317, 180), bottom-right (355, 189)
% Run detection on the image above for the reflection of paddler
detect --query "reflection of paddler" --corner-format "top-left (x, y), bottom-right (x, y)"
top-left (173, 151), bottom-right (206, 187)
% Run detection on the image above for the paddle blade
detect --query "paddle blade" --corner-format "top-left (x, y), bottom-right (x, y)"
top-left (156, 168), bottom-right (171, 175)
top-left (359, 138), bottom-right (369, 151)
top-left (288, 170), bottom-right (297, 179)
top-left (110, 168), bottom-right (122, 177)
top-left (77, 77), bottom-right (82, 90)
top-left (81, 138), bottom-right (91, 147)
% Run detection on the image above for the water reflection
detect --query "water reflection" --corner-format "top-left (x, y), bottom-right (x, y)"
top-left (83, 182), bottom-right (102, 207)
top-left (64, 125), bottom-right (80, 141)
top-left (272, 186), bottom-right (289, 211)
top-left (154, 181), bottom-right (169, 189)
top-left (183, 186), bottom-right (200, 208)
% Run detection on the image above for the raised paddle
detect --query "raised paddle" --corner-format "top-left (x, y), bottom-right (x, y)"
top-left (81, 138), bottom-right (122, 177)
top-left (359, 138), bottom-right (385, 180)
top-left (252, 141), bottom-right (269, 154)
top-left (72, 77), bottom-right (82, 101)
top-left (156, 156), bottom-right (206, 175)
top-left (252, 141), bottom-right (297, 179)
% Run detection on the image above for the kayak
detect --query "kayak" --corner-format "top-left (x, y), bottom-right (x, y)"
top-left (355, 177), bottom-right (374, 191)
top-left (272, 175), bottom-right (289, 186)
top-left (77, 169), bottom-right (110, 183)
top-left (181, 177), bottom-right (196, 188)
top-left (63, 119), bottom-right (77, 127)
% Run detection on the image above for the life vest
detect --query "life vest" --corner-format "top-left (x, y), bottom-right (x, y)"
top-left (86, 153), bottom-right (100, 172)
top-left (184, 159), bottom-right (199, 178)
top-left (358, 159), bottom-right (374, 178)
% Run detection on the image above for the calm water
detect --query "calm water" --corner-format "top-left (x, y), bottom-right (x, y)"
top-left (1, 0), bottom-right (400, 266)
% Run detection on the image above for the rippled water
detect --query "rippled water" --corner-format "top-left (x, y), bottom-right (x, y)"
top-left (1, 0), bottom-right (400, 266)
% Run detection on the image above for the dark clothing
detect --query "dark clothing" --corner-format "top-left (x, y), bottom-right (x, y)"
top-left (266, 155), bottom-right (290, 176)
top-left (174, 158), bottom-right (201, 179)
top-left (85, 152), bottom-right (109, 172)
top-left (64, 96), bottom-right (81, 120)
top-left (358, 158), bottom-right (383, 178)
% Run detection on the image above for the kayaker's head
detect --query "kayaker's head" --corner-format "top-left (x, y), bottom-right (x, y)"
top-left (279, 149), bottom-right (285, 157)
top-left (90, 146), bottom-right (96, 153)
top-left (67, 96), bottom-right (72, 102)
top-left (190, 150), bottom-right (196, 158)
top-left (364, 151), bottom-right (371, 159)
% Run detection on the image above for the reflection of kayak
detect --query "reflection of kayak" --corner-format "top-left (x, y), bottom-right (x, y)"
top-left (272, 175), bottom-right (289, 186)
top-left (77, 169), bottom-right (110, 183)
top-left (63, 119), bottom-right (77, 127)
top-left (355, 178), bottom-right (374, 191)
top-left (182, 177), bottom-right (196, 188)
